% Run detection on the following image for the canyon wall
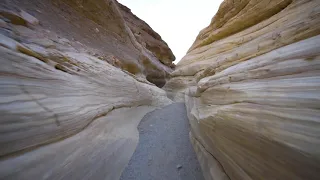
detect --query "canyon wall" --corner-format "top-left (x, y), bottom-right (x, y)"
top-left (1, 0), bottom-right (175, 87)
top-left (0, 0), bottom-right (172, 179)
top-left (165, 0), bottom-right (320, 179)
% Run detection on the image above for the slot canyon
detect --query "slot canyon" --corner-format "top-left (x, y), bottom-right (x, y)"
top-left (0, 0), bottom-right (319, 179)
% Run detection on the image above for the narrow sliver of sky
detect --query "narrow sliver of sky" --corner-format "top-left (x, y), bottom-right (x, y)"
top-left (119, 0), bottom-right (224, 64)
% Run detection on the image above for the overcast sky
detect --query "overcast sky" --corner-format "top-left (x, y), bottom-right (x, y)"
top-left (119, 0), bottom-right (224, 63)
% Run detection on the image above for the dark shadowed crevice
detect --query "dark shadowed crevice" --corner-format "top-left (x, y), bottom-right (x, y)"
top-left (146, 74), bottom-right (166, 88)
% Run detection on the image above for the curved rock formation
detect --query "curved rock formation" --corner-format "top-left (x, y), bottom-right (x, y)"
top-left (0, 0), bottom-right (172, 179)
top-left (1, 0), bottom-right (175, 87)
top-left (165, 0), bottom-right (320, 179)
top-left (1, 0), bottom-right (320, 179)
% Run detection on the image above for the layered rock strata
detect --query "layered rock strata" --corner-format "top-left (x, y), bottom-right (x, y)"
top-left (0, 0), bottom-right (172, 179)
top-left (0, 0), bottom-right (175, 87)
top-left (165, 0), bottom-right (320, 179)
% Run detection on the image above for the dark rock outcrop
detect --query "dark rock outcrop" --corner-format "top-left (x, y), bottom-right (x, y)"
top-left (117, 1), bottom-right (176, 66)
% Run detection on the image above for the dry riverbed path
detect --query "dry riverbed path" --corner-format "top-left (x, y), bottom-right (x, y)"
top-left (120, 103), bottom-right (204, 180)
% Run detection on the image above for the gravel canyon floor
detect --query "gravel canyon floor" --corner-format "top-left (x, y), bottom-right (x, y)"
top-left (120, 103), bottom-right (204, 180)
top-left (1, 0), bottom-right (320, 179)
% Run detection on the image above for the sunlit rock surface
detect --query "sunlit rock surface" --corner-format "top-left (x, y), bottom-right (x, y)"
top-left (0, 0), bottom-right (172, 179)
top-left (165, 0), bottom-right (320, 179)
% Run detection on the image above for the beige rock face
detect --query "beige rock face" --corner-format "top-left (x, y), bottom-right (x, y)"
top-left (165, 0), bottom-right (320, 179)
top-left (0, 1), bottom-right (172, 179)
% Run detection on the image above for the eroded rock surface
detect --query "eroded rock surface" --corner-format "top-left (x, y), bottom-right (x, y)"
top-left (165, 0), bottom-right (320, 179)
top-left (117, 2), bottom-right (176, 66)
top-left (0, 0), bottom-right (173, 179)
top-left (0, 0), bottom-right (175, 87)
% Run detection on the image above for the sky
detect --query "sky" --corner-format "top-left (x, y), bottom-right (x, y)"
top-left (119, 0), bottom-right (224, 64)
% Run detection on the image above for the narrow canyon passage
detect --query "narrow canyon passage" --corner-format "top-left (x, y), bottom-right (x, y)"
top-left (120, 103), bottom-right (204, 180)
top-left (1, 0), bottom-right (320, 179)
